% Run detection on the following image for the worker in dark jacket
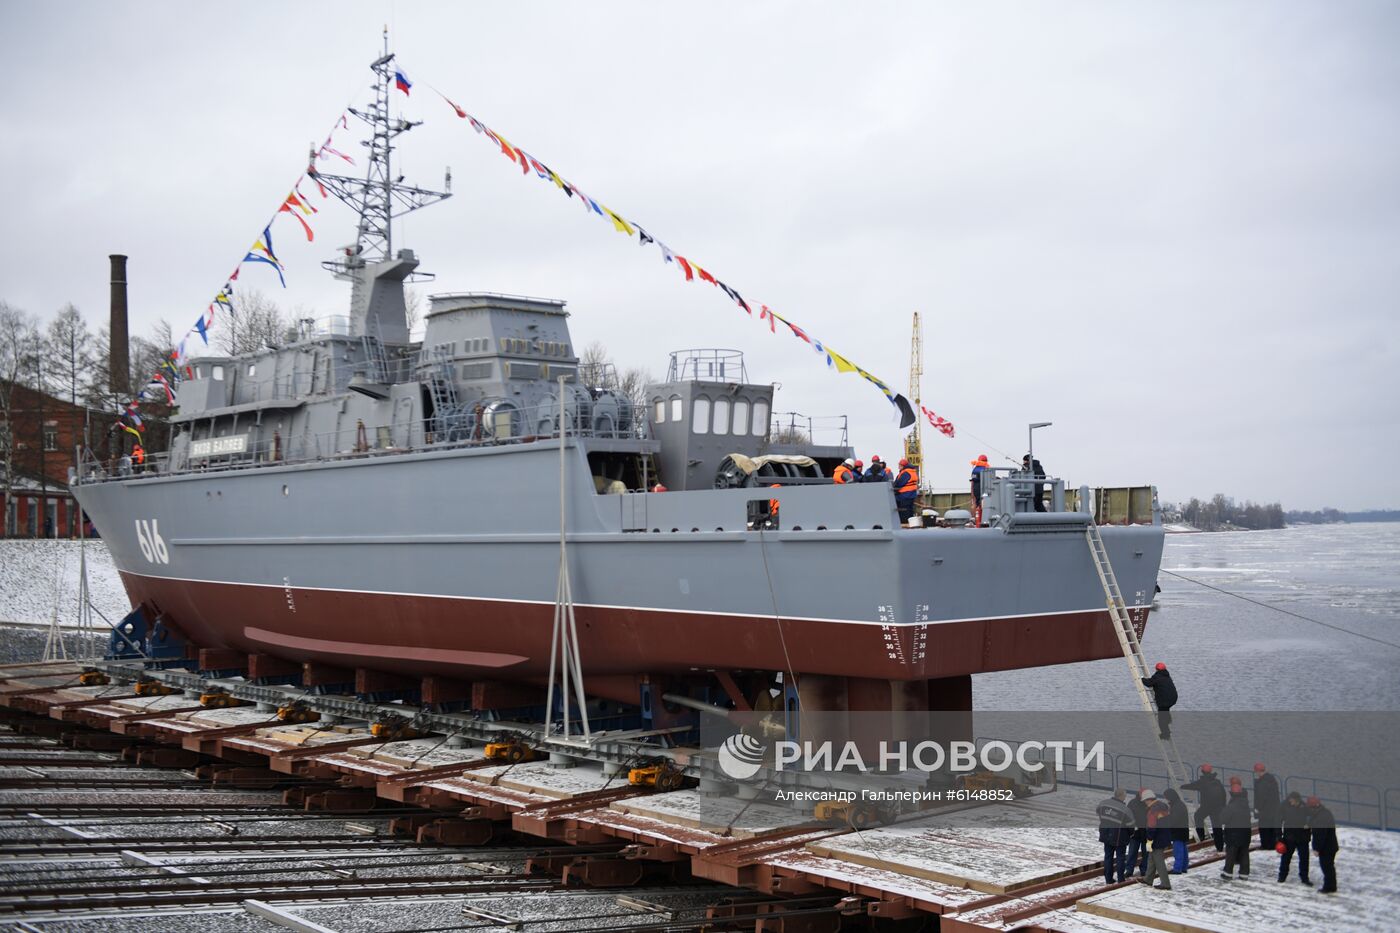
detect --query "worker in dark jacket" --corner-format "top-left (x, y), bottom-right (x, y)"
top-left (1096, 789), bottom-right (1134, 884)
top-left (1125, 789), bottom-right (1149, 877)
top-left (1164, 788), bottom-right (1190, 873)
top-left (1182, 765), bottom-right (1226, 850)
top-left (893, 458), bottom-right (920, 524)
top-left (1021, 454), bottom-right (1047, 511)
top-left (1252, 763), bottom-right (1281, 850)
top-left (1137, 790), bottom-right (1174, 890)
top-left (1219, 780), bottom-right (1252, 879)
top-left (1308, 797), bottom-right (1339, 894)
top-left (1277, 791), bottom-right (1312, 884)
top-left (1140, 663), bottom-right (1177, 739)
top-left (864, 456), bottom-right (890, 483)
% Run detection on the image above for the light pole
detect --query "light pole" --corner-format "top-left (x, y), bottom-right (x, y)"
top-left (1028, 422), bottom-right (1052, 468)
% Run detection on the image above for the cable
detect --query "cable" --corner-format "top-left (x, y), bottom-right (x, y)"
top-left (1160, 569), bottom-right (1400, 653)
top-left (957, 429), bottom-right (1020, 465)
top-left (756, 527), bottom-right (800, 694)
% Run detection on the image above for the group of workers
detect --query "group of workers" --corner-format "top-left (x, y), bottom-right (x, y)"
top-left (1099, 658), bottom-right (1341, 894)
top-left (1098, 768), bottom-right (1340, 894)
top-left (827, 450), bottom-right (1050, 527)
top-left (832, 455), bottom-right (921, 522)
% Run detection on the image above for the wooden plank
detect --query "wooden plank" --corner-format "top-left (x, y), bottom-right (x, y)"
top-left (808, 825), bottom-right (1104, 896)
top-left (1076, 897), bottom-right (1220, 933)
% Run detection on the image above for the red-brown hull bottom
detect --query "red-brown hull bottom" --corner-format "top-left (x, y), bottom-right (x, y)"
top-left (120, 571), bottom-right (1148, 703)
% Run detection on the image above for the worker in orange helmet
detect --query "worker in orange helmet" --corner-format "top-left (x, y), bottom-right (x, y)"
top-left (1183, 763), bottom-right (1227, 851)
top-left (1141, 662), bottom-right (1177, 740)
top-left (893, 457), bottom-right (919, 523)
top-left (651, 483), bottom-right (667, 493)
top-left (864, 456), bottom-right (890, 483)
top-left (969, 453), bottom-right (991, 524)
top-left (853, 459), bottom-right (864, 482)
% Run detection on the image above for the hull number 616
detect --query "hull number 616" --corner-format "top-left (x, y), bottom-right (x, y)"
top-left (135, 519), bottom-right (170, 564)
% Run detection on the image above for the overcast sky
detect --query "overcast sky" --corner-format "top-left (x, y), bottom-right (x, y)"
top-left (2, 2), bottom-right (1396, 510)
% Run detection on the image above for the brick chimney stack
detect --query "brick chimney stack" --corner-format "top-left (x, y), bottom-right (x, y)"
top-left (109, 254), bottom-right (130, 397)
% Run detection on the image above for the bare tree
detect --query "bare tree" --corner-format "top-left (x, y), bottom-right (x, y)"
top-left (215, 288), bottom-right (287, 356)
top-left (579, 340), bottom-right (610, 372)
top-left (404, 285), bottom-right (424, 338)
top-left (45, 304), bottom-right (95, 407)
top-left (618, 366), bottom-right (657, 413)
top-left (772, 425), bottom-right (811, 445)
top-left (0, 301), bottom-right (42, 509)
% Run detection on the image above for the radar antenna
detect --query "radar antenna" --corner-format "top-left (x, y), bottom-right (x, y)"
top-left (314, 28), bottom-right (450, 273)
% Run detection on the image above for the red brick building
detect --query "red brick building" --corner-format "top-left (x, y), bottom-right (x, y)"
top-left (0, 381), bottom-right (104, 538)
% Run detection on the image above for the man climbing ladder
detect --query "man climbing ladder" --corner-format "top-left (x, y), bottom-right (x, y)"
top-left (1142, 662), bottom-right (1177, 739)
top-left (1085, 523), bottom-right (1189, 788)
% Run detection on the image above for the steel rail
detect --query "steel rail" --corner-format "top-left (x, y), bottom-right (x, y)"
top-left (0, 877), bottom-right (567, 913)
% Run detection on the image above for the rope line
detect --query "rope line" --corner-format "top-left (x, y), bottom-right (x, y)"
top-left (1160, 569), bottom-right (1400, 653)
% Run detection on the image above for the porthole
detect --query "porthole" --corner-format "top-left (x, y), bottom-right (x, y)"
top-left (282, 485), bottom-right (290, 497)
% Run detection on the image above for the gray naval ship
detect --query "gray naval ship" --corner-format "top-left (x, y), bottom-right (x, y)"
top-left (71, 51), bottom-right (1164, 713)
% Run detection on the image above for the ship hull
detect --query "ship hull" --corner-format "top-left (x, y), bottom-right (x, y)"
top-left (74, 439), bottom-right (1164, 695)
top-left (116, 569), bottom-right (1147, 682)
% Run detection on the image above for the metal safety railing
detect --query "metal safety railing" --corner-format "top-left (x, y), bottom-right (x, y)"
top-left (1285, 776), bottom-right (1385, 831)
top-left (666, 348), bottom-right (747, 384)
top-left (768, 412), bottom-right (849, 448)
top-left (1052, 751), bottom-right (1397, 833)
top-left (77, 394), bottom-right (652, 485)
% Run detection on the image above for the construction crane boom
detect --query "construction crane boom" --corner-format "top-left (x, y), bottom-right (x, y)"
top-left (904, 312), bottom-right (923, 485)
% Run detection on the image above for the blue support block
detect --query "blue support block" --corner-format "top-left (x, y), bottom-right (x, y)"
top-left (106, 607), bottom-right (148, 659)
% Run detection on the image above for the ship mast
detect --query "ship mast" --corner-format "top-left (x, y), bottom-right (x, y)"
top-left (315, 29), bottom-right (451, 275)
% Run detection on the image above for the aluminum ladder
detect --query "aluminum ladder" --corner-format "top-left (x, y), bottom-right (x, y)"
top-left (1086, 523), bottom-right (1191, 790)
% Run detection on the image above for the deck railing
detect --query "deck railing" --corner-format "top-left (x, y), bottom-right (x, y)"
top-left (77, 395), bottom-right (650, 485)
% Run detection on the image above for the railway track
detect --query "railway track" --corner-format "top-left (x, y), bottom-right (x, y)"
top-left (0, 719), bottom-right (814, 932)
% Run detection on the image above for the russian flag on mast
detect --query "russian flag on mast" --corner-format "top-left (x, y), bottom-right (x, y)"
top-left (394, 66), bottom-right (412, 95)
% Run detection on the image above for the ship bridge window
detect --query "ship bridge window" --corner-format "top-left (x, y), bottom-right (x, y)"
top-left (752, 400), bottom-right (769, 436)
top-left (692, 397), bottom-right (710, 434)
top-left (712, 398), bottom-right (730, 435)
top-left (670, 397), bottom-right (682, 421)
top-left (653, 399), bottom-right (665, 424)
top-left (733, 399), bottom-right (750, 435)
top-left (247, 364), bottom-right (256, 376)
top-left (212, 365), bottom-right (225, 380)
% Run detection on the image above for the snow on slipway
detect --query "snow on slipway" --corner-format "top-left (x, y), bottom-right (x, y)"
top-left (0, 540), bottom-right (130, 628)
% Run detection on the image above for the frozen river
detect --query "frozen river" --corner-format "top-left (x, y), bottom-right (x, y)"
top-left (975, 522), bottom-right (1400, 712)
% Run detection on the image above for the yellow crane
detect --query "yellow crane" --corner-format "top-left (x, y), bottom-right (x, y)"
top-left (903, 312), bottom-right (923, 487)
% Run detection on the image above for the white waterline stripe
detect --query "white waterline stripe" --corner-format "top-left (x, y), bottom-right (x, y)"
top-left (118, 568), bottom-right (1119, 628)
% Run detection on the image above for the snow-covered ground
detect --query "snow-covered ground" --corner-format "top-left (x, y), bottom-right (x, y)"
top-left (0, 539), bottom-right (130, 628)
